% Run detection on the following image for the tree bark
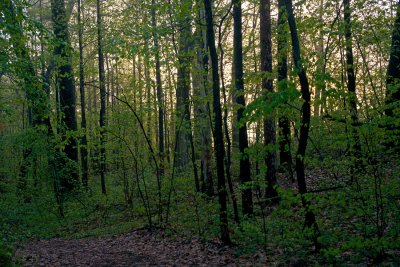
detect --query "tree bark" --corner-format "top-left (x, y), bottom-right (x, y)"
top-left (51, 0), bottom-right (79, 190)
top-left (175, 0), bottom-right (192, 167)
top-left (260, 0), bottom-right (278, 200)
top-left (204, 0), bottom-right (231, 244)
top-left (285, 0), bottom-right (320, 249)
top-left (96, 0), bottom-right (106, 194)
top-left (233, 0), bottom-right (253, 215)
top-left (218, 20), bottom-right (240, 223)
top-left (151, 0), bottom-right (165, 178)
top-left (77, 0), bottom-right (88, 188)
top-left (343, 0), bottom-right (362, 175)
top-left (175, 0), bottom-right (200, 190)
top-left (193, 5), bottom-right (214, 196)
top-left (314, 0), bottom-right (324, 117)
top-left (277, 0), bottom-right (293, 177)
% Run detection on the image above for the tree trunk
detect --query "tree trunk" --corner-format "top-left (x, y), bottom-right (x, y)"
top-left (96, 0), bottom-right (106, 194)
top-left (193, 6), bottom-right (214, 196)
top-left (51, 0), bottom-right (79, 190)
top-left (277, 0), bottom-right (293, 177)
top-left (260, 0), bottom-right (278, 200)
top-left (285, 0), bottom-right (320, 249)
top-left (77, 0), bottom-right (88, 188)
top-left (343, 0), bottom-right (362, 175)
top-left (314, 0), bottom-right (324, 117)
top-left (233, 0), bottom-right (253, 216)
top-left (175, 0), bottom-right (200, 190)
top-left (151, 0), bottom-right (165, 178)
top-left (204, 0), bottom-right (231, 244)
top-left (219, 21), bottom-right (240, 223)
top-left (175, 0), bottom-right (192, 167)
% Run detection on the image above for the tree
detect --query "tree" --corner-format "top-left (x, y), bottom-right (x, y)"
top-left (203, 0), bottom-right (231, 244)
top-left (2, 0), bottom-right (52, 203)
top-left (96, 0), bottom-right (107, 194)
top-left (51, 0), bottom-right (79, 190)
top-left (285, 0), bottom-right (320, 249)
top-left (175, 0), bottom-right (192, 167)
top-left (1, 0), bottom-right (49, 128)
top-left (277, 0), bottom-right (293, 176)
top-left (233, 0), bottom-right (253, 215)
top-left (260, 0), bottom-right (278, 200)
top-left (77, 0), bottom-right (88, 188)
top-left (343, 0), bottom-right (362, 175)
top-left (151, 0), bottom-right (165, 178)
top-left (174, 0), bottom-right (200, 190)
top-left (193, 4), bottom-right (214, 196)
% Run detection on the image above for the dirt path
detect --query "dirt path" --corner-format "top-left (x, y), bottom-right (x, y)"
top-left (15, 230), bottom-right (264, 266)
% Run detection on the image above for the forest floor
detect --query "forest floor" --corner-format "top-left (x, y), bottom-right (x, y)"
top-left (15, 229), bottom-right (267, 266)
top-left (12, 170), bottom-right (344, 267)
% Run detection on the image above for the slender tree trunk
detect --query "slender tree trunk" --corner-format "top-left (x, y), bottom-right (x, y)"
top-left (314, 0), bottom-right (324, 117)
top-left (77, 0), bottom-right (88, 188)
top-left (151, 0), bottom-right (165, 178)
top-left (96, 0), bottom-right (106, 194)
top-left (204, 0), bottom-right (231, 244)
top-left (343, 0), bottom-right (357, 118)
top-left (144, 52), bottom-right (152, 148)
top-left (343, 0), bottom-right (362, 175)
top-left (285, 0), bottom-right (320, 249)
top-left (218, 18), bottom-right (240, 222)
top-left (277, 0), bottom-right (293, 177)
top-left (176, 0), bottom-right (191, 167)
top-left (260, 0), bottom-right (278, 200)
top-left (233, 0), bottom-right (253, 216)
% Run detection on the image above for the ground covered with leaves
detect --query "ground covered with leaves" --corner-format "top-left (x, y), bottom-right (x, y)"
top-left (15, 229), bottom-right (268, 266)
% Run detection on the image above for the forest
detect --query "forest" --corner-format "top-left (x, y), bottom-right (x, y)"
top-left (0, 0), bottom-right (399, 265)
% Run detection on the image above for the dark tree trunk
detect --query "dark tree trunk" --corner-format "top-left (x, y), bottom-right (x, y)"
top-left (277, 0), bottom-right (293, 177)
top-left (285, 0), bottom-right (320, 249)
top-left (77, 0), bottom-right (88, 188)
top-left (96, 0), bottom-right (106, 194)
top-left (219, 23), bottom-right (240, 223)
top-left (175, 0), bottom-right (192, 167)
top-left (386, 0), bottom-right (400, 117)
top-left (260, 0), bottom-right (278, 200)
top-left (233, 0), bottom-right (253, 216)
top-left (343, 0), bottom-right (362, 174)
top-left (343, 0), bottom-right (357, 116)
top-left (144, 53), bottom-right (152, 148)
top-left (151, 0), bottom-right (165, 178)
top-left (193, 6), bottom-right (214, 196)
top-left (51, 0), bottom-right (79, 191)
top-left (204, 0), bottom-right (231, 244)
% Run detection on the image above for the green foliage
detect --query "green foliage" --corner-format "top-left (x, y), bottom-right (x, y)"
top-left (0, 241), bottom-right (13, 267)
top-left (243, 82), bottom-right (301, 125)
top-left (1, 0), bottom-right (400, 266)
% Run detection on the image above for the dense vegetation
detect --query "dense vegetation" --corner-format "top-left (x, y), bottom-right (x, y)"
top-left (1, 0), bottom-right (399, 265)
